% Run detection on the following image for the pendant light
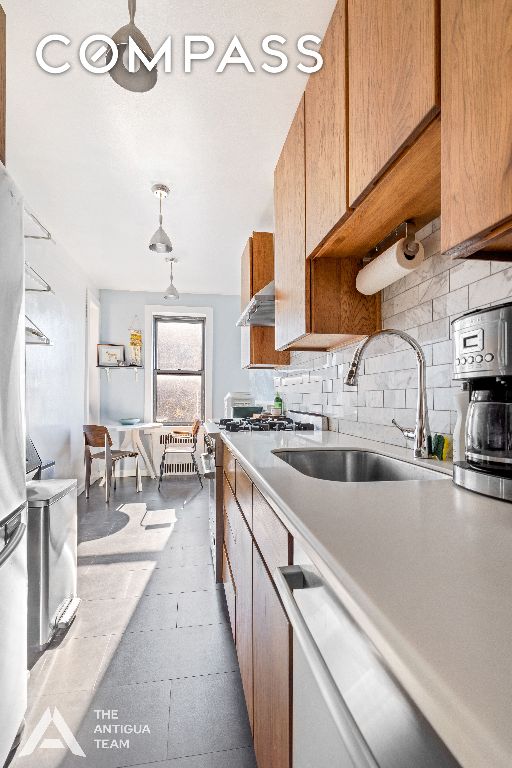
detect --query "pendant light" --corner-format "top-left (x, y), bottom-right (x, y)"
top-left (149, 184), bottom-right (173, 254)
top-left (164, 258), bottom-right (180, 300)
top-left (107, 0), bottom-right (157, 93)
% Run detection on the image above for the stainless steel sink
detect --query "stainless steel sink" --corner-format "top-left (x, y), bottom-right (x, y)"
top-left (273, 449), bottom-right (449, 482)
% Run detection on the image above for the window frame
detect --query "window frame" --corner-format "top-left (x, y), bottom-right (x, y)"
top-left (153, 314), bottom-right (206, 425)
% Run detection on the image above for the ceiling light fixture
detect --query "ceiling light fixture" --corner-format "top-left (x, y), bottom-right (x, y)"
top-left (107, 0), bottom-right (157, 92)
top-left (164, 258), bottom-right (180, 300)
top-left (149, 184), bottom-right (173, 254)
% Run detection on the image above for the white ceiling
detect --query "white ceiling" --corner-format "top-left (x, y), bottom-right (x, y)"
top-left (3, 0), bottom-right (336, 294)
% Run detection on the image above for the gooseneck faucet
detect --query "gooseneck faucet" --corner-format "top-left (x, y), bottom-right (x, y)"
top-left (344, 329), bottom-right (431, 459)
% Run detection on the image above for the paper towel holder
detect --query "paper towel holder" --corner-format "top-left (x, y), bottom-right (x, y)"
top-left (362, 220), bottom-right (419, 265)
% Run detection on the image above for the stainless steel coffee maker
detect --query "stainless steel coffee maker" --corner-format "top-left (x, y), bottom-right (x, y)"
top-left (452, 301), bottom-right (512, 501)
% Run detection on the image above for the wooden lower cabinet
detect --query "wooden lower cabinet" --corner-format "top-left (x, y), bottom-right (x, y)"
top-left (253, 546), bottom-right (291, 768)
top-left (222, 546), bottom-right (236, 642)
top-left (235, 513), bottom-right (254, 732)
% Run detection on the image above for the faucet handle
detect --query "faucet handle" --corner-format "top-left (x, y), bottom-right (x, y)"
top-left (392, 418), bottom-right (415, 442)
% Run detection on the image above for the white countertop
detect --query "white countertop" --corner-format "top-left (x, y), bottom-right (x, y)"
top-left (220, 429), bottom-right (512, 768)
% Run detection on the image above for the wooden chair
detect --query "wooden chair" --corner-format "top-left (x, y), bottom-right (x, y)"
top-left (158, 418), bottom-right (203, 490)
top-left (84, 425), bottom-right (141, 503)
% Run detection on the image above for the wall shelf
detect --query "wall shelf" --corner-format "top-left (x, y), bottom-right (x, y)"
top-left (25, 315), bottom-right (52, 346)
top-left (98, 366), bottom-right (144, 382)
top-left (25, 261), bottom-right (53, 293)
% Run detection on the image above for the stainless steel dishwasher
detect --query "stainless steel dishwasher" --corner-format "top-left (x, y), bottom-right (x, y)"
top-left (274, 547), bottom-right (461, 768)
top-left (26, 479), bottom-right (80, 653)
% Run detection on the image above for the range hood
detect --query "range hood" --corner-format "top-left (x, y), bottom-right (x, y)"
top-left (236, 281), bottom-right (275, 327)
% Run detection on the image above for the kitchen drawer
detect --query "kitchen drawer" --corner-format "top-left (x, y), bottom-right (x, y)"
top-left (222, 545), bottom-right (236, 642)
top-left (253, 486), bottom-right (292, 579)
top-left (235, 463), bottom-right (253, 529)
top-left (224, 444), bottom-right (236, 492)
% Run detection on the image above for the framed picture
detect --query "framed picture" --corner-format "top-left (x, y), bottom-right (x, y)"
top-left (98, 344), bottom-right (125, 367)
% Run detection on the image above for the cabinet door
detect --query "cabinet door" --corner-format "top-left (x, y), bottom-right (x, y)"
top-left (348, 0), bottom-right (439, 206)
top-left (253, 547), bottom-right (291, 768)
top-left (241, 238), bottom-right (253, 310)
top-left (235, 512), bottom-right (254, 732)
top-left (442, 0), bottom-right (512, 257)
top-left (305, 0), bottom-right (348, 257)
top-left (274, 97), bottom-right (308, 350)
top-left (222, 546), bottom-right (236, 642)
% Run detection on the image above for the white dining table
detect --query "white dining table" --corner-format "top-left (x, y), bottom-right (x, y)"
top-left (108, 422), bottom-right (163, 480)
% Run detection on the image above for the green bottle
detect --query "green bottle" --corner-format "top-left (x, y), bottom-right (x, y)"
top-left (274, 391), bottom-right (283, 415)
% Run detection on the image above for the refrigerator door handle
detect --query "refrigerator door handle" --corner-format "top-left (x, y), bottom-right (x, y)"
top-left (274, 565), bottom-right (379, 768)
top-left (0, 523), bottom-right (26, 568)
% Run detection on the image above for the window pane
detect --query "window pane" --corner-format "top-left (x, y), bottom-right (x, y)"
top-left (156, 375), bottom-right (203, 423)
top-left (157, 320), bottom-right (203, 371)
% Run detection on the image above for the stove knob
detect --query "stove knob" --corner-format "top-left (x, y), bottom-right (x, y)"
top-left (475, 354), bottom-right (483, 363)
top-left (485, 352), bottom-right (495, 362)
top-left (456, 357), bottom-right (461, 366)
top-left (461, 357), bottom-right (467, 365)
top-left (467, 355), bottom-right (474, 364)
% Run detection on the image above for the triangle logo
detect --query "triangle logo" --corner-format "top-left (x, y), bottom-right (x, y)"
top-left (19, 707), bottom-right (85, 757)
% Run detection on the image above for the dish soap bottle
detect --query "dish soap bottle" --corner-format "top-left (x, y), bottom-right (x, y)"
top-left (273, 392), bottom-right (283, 416)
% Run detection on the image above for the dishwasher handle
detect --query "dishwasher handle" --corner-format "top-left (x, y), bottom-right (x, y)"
top-left (274, 565), bottom-right (380, 768)
top-left (0, 522), bottom-right (26, 568)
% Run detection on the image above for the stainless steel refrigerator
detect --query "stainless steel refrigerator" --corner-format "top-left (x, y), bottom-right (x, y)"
top-left (0, 166), bottom-right (28, 766)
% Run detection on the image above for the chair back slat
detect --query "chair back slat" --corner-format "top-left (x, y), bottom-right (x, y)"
top-left (84, 425), bottom-right (112, 448)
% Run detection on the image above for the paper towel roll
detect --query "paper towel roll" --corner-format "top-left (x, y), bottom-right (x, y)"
top-left (356, 237), bottom-right (425, 296)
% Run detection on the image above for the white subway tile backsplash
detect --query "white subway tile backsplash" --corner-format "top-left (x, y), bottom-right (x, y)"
top-left (383, 301), bottom-right (432, 332)
top-left (433, 387), bottom-right (455, 411)
top-left (468, 267), bottom-right (512, 308)
top-left (365, 390), bottom-right (384, 408)
top-left (432, 339), bottom-right (454, 365)
top-left (418, 271), bottom-right (449, 304)
top-left (279, 217), bottom-right (502, 448)
top-left (491, 261), bottom-right (511, 274)
top-left (384, 389), bottom-right (406, 408)
top-left (450, 260), bottom-right (490, 291)
top-left (433, 286), bottom-right (468, 320)
top-left (422, 228), bottom-right (442, 259)
top-left (426, 364), bottom-right (453, 388)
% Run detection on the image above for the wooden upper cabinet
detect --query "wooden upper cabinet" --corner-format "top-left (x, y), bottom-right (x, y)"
top-left (274, 98), bottom-right (380, 350)
top-left (348, 0), bottom-right (440, 206)
top-left (274, 97), bottom-right (308, 350)
top-left (240, 232), bottom-right (290, 369)
top-left (441, 0), bottom-right (512, 258)
top-left (314, 0), bottom-right (440, 260)
top-left (0, 5), bottom-right (5, 167)
top-left (305, 0), bottom-right (348, 257)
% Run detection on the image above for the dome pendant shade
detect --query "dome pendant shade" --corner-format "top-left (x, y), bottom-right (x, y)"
top-left (107, 0), bottom-right (158, 92)
top-left (149, 215), bottom-right (173, 254)
top-left (164, 261), bottom-right (180, 300)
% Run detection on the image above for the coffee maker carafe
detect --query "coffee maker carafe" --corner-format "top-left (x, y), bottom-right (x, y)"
top-left (452, 301), bottom-right (512, 502)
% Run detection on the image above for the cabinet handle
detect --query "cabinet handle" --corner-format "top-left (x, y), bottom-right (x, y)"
top-left (0, 522), bottom-right (26, 568)
top-left (274, 565), bottom-right (379, 768)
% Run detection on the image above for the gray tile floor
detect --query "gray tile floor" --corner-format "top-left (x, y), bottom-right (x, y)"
top-left (13, 478), bottom-right (256, 768)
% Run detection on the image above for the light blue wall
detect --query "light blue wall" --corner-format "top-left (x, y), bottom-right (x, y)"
top-left (99, 290), bottom-right (250, 422)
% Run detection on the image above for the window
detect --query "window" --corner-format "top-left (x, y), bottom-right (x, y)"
top-left (153, 316), bottom-right (205, 424)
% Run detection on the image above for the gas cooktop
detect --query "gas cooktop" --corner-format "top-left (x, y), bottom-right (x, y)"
top-left (219, 417), bottom-right (315, 433)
